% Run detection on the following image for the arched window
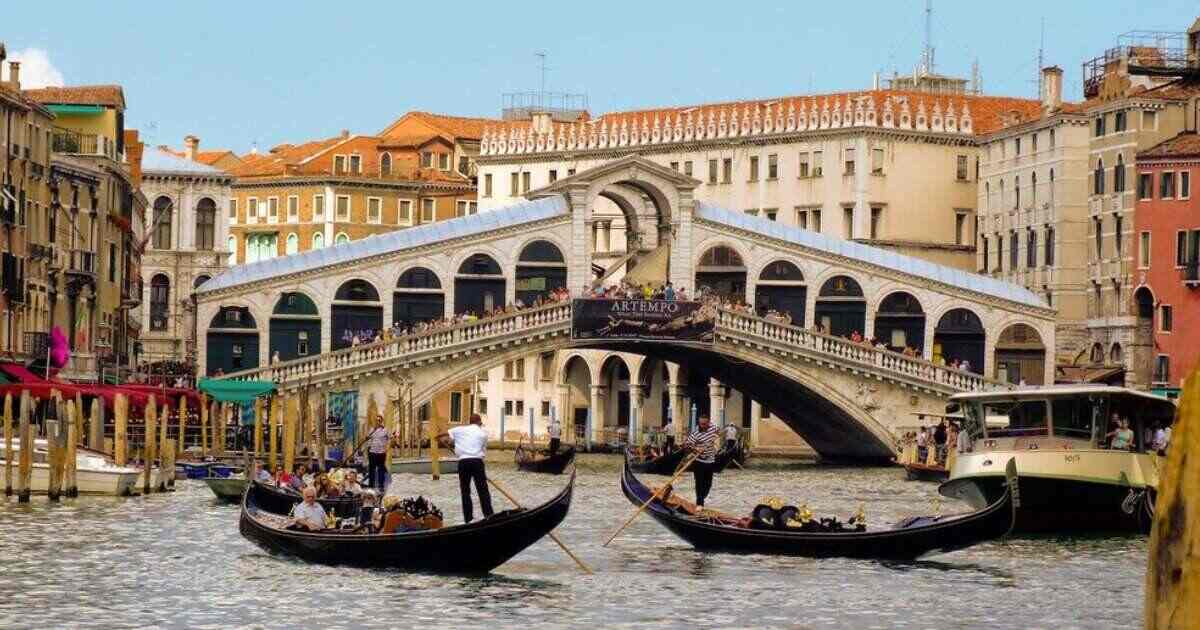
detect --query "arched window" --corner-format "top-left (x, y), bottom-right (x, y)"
top-left (1089, 342), bottom-right (1104, 364)
top-left (1094, 158), bottom-right (1105, 195)
top-left (1031, 172), bottom-right (1037, 204)
top-left (312, 232), bottom-right (324, 249)
top-left (1015, 174), bottom-right (1021, 208)
top-left (380, 153), bottom-right (392, 176)
top-left (1109, 343), bottom-right (1123, 364)
top-left (335, 232), bottom-right (350, 245)
top-left (226, 235), bottom-right (237, 265)
top-left (195, 198), bottom-right (216, 250)
top-left (1114, 154), bottom-right (1125, 192)
top-left (150, 274), bottom-right (170, 331)
top-left (193, 274), bottom-right (211, 289)
top-left (152, 196), bottom-right (173, 250)
top-left (286, 233), bottom-right (298, 255)
top-left (985, 182), bottom-right (990, 210)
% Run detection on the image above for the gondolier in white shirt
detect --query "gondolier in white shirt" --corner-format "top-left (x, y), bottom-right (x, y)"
top-left (547, 416), bottom-right (563, 454)
top-left (365, 416), bottom-right (391, 491)
top-left (723, 423), bottom-right (740, 452)
top-left (438, 414), bottom-right (495, 523)
top-left (682, 416), bottom-right (721, 507)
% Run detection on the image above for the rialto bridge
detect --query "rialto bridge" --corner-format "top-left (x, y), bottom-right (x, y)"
top-left (196, 156), bottom-right (1056, 461)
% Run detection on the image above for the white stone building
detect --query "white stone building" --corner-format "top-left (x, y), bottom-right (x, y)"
top-left (139, 143), bottom-right (234, 367)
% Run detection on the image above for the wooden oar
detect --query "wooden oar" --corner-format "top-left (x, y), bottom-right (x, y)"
top-left (603, 449), bottom-right (702, 547)
top-left (487, 476), bottom-right (592, 574)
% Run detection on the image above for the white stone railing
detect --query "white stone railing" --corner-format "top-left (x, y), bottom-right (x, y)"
top-left (220, 301), bottom-right (994, 394)
top-left (714, 309), bottom-right (997, 393)
top-left (220, 302), bottom-right (574, 387)
top-left (481, 95), bottom-right (974, 157)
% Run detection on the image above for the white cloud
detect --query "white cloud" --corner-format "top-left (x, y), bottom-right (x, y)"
top-left (1, 48), bottom-right (64, 89)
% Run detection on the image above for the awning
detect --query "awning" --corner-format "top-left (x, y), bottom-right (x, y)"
top-left (47, 104), bottom-right (104, 114)
top-left (197, 379), bottom-right (275, 404)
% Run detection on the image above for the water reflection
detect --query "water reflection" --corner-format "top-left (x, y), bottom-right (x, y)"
top-left (0, 457), bottom-right (1146, 629)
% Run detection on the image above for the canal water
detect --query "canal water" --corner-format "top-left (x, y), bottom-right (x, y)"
top-left (0, 455), bottom-right (1145, 629)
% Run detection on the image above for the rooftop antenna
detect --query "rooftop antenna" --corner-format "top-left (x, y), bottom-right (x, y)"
top-left (1037, 17), bottom-right (1046, 97)
top-left (922, 0), bottom-right (934, 75)
top-left (972, 57), bottom-right (981, 95)
top-left (535, 51), bottom-right (548, 110)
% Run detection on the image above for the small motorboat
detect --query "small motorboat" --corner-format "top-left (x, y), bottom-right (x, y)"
top-left (904, 461), bottom-right (949, 482)
top-left (177, 462), bottom-right (213, 480)
top-left (388, 458), bottom-right (459, 475)
top-left (239, 466), bottom-right (576, 573)
top-left (204, 477), bottom-right (248, 503)
top-left (619, 454), bottom-right (1018, 560)
top-left (249, 481), bottom-right (362, 518)
top-left (515, 444), bottom-right (576, 474)
top-left (209, 464), bottom-right (240, 478)
top-left (0, 439), bottom-right (142, 496)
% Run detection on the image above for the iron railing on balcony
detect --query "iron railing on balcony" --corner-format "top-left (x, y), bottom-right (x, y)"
top-left (68, 248), bottom-right (96, 275)
top-left (51, 127), bottom-right (118, 160)
top-left (1082, 31), bottom-right (1199, 98)
top-left (23, 332), bottom-right (48, 360)
top-left (1183, 261), bottom-right (1200, 286)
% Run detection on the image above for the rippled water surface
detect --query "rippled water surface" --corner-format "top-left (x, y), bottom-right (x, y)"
top-left (0, 455), bottom-right (1146, 629)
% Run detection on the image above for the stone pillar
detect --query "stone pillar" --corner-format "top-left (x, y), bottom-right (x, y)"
top-left (863, 300), bottom-right (876, 341)
top-left (749, 401), bottom-right (762, 447)
top-left (669, 191), bottom-right (695, 292)
top-left (567, 186), bottom-right (592, 296)
top-left (556, 383), bottom-right (572, 442)
top-left (669, 383), bottom-right (687, 443)
top-left (629, 383), bottom-right (645, 446)
top-left (589, 384), bottom-right (608, 443)
top-left (709, 379), bottom-right (727, 428)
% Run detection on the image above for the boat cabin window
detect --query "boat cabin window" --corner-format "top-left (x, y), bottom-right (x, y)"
top-left (981, 400), bottom-right (1048, 438)
top-left (1051, 397), bottom-right (1098, 441)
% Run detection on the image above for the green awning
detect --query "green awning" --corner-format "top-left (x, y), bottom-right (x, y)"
top-left (47, 104), bottom-right (105, 114)
top-left (197, 378), bottom-right (276, 403)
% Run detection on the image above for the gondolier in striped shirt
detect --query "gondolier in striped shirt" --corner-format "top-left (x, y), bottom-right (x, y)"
top-left (683, 416), bottom-right (721, 507)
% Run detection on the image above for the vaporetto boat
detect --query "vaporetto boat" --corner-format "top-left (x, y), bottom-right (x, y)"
top-left (939, 385), bottom-right (1175, 533)
top-left (1, 439), bottom-right (146, 496)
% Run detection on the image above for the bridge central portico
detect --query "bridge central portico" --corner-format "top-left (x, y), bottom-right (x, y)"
top-left (196, 156), bottom-right (1057, 460)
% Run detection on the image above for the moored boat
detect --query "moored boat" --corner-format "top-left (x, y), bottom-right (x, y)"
top-left (515, 444), bottom-right (576, 474)
top-left (0, 439), bottom-right (142, 496)
top-left (204, 477), bottom-right (248, 503)
top-left (249, 481), bottom-right (362, 518)
top-left (239, 466), bottom-right (576, 573)
top-left (388, 457), bottom-right (460, 475)
top-left (938, 385), bottom-right (1174, 533)
top-left (627, 443), bottom-right (744, 475)
top-left (620, 454), bottom-right (1018, 559)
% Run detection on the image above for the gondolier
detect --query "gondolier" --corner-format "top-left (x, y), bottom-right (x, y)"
top-left (438, 413), bottom-right (494, 523)
top-left (365, 416), bottom-right (390, 491)
top-left (547, 416), bottom-right (562, 454)
top-left (723, 423), bottom-right (739, 452)
top-left (682, 415), bottom-right (720, 506)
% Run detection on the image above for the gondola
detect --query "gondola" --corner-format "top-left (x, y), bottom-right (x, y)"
top-left (239, 467), bottom-right (576, 573)
top-left (204, 477), bottom-right (248, 503)
top-left (249, 481), bottom-right (362, 518)
top-left (904, 461), bottom-right (949, 482)
top-left (619, 455), bottom-right (1018, 560)
top-left (515, 444), bottom-right (576, 474)
top-left (627, 444), bottom-right (744, 475)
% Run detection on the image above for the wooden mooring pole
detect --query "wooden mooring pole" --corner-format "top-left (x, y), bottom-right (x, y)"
top-left (161, 401), bottom-right (174, 491)
top-left (46, 392), bottom-right (63, 502)
top-left (143, 395), bottom-right (157, 495)
top-left (114, 394), bottom-right (128, 466)
top-left (17, 391), bottom-right (32, 502)
top-left (3, 393), bottom-right (12, 496)
top-left (64, 400), bottom-right (78, 497)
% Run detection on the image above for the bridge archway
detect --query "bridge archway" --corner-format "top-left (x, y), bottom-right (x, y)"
top-left (754, 260), bottom-right (807, 323)
top-left (815, 275), bottom-right (866, 337)
top-left (516, 240), bottom-right (567, 305)
top-left (599, 354), bottom-right (633, 433)
top-left (993, 322), bottom-right (1046, 384)
top-left (454, 253), bottom-right (505, 315)
top-left (206, 306), bottom-right (259, 375)
top-left (560, 353), bottom-right (595, 443)
top-left (934, 308), bottom-right (985, 374)
top-left (873, 291), bottom-right (925, 352)
top-left (695, 245), bottom-right (747, 300)
top-left (270, 291), bottom-right (320, 362)
top-left (331, 279), bottom-right (383, 350)
top-left (393, 267), bottom-right (444, 329)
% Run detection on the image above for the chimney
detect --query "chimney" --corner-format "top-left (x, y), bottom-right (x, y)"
top-left (184, 135), bottom-right (199, 161)
top-left (340, 129), bottom-right (349, 139)
top-left (1041, 66), bottom-right (1063, 113)
top-left (7, 61), bottom-right (19, 91)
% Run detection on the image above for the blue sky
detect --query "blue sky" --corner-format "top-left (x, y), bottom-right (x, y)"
top-left (3, 2), bottom-right (1195, 153)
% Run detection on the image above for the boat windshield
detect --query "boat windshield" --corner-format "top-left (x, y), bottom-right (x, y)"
top-left (979, 399), bottom-right (1048, 438)
top-left (1051, 396), bottom-right (1101, 441)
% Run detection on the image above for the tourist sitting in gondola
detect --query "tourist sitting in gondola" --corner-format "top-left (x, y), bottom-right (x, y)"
top-left (254, 462), bottom-right (273, 484)
top-left (315, 473), bottom-right (343, 499)
top-left (341, 470), bottom-right (364, 495)
top-left (287, 487), bottom-right (327, 531)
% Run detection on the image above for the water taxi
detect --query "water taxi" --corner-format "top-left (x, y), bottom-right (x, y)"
top-left (938, 385), bottom-right (1175, 533)
top-left (1, 439), bottom-right (143, 496)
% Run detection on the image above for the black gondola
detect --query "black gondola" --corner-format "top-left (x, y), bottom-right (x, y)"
top-left (515, 444), bottom-right (576, 474)
top-left (627, 444), bottom-right (744, 475)
top-left (239, 468), bottom-right (576, 573)
top-left (619, 455), bottom-right (1018, 560)
top-left (249, 481), bottom-right (362, 518)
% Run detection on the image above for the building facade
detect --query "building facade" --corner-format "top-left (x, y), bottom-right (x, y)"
top-left (1134, 131), bottom-right (1200, 397)
top-left (977, 67), bottom-right (1092, 377)
top-left (139, 143), bottom-right (234, 369)
top-left (26, 84), bottom-right (146, 383)
top-left (0, 49), bottom-right (55, 364)
top-left (1079, 25), bottom-right (1200, 388)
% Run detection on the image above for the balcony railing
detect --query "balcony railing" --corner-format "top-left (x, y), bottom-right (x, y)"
top-left (1183, 262), bottom-right (1200, 287)
top-left (23, 332), bottom-right (48, 360)
top-left (68, 249), bottom-right (96, 275)
top-left (51, 127), bottom-right (119, 160)
top-left (122, 277), bottom-right (143, 307)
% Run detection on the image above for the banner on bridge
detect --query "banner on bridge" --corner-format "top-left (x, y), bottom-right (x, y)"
top-left (571, 299), bottom-right (715, 343)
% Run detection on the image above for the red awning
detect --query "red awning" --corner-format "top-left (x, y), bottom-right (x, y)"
top-left (117, 384), bottom-right (203, 408)
top-left (0, 363), bottom-right (49, 384)
top-left (0, 382), bottom-right (153, 414)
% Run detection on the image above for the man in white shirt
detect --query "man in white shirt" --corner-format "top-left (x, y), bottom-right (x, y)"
top-left (547, 416), bottom-right (562, 454)
top-left (723, 423), bottom-right (740, 452)
top-left (288, 486), bottom-right (327, 531)
top-left (365, 416), bottom-right (391, 491)
top-left (254, 462), bottom-right (273, 484)
top-left (439, 413), bottom-right (494, 523)
top-left (661, 419), bottom-right (676, 451)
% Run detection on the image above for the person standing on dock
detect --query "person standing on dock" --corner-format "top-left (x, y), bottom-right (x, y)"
top-left (683, 415), bottom-right (720, 507)
top-left (365, 416), bottom-right (390, 491)
top-left (439, 413), bottom-right (494, 523)
top-left (723, 422), bottom-right (739, 452)
top-left (547, 415), bottom-right (562, 454)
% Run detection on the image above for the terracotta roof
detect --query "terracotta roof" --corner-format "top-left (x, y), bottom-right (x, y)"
top-left (229, 133), bottom-right (471, 185)
top-left (378, 131), bottom-right (454, 149)
top-left (1139, 132), bottom-right (1200, 159)
top-left (379, 111), bottom-right (498, 142)
top-left (195, 150), bottom-right (235, 165)
top-left (485, 90), bottom-right (1041, 143)
top-left (24, 85), bottom-right (126, 109)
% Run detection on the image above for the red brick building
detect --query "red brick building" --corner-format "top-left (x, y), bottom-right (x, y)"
top-left (1134, 130), bottom-right (1200, 397)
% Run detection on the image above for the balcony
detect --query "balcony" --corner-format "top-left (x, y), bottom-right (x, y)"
top-left (122, 276), bottom-right (143, 308)
top-left (23, 332), bottom-right (48, 360)
top-left (67, 249), bottom-right (96, 276)
top-left (51, 127), bottom-right (120, 160)
top-left (1, 253), bottom-right (24, 304)
top-left (1183, 262), bottom-right (1200, 288)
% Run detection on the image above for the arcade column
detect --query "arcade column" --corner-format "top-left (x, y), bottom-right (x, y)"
top-left (628, 383), bottom-right (645, 446)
